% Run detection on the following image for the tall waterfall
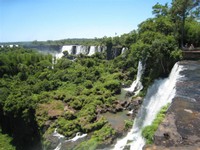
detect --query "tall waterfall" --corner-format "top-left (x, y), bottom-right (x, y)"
top-left (124, 61), bottom-right (144, 95)
top-left (113, 62), bottom-right (184, 150)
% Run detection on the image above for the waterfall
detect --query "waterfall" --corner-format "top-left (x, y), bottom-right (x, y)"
top-left (113, 62), bottom-right (184, 150)
top-left (97, 46), bottom-right (102, 52)
top-left (81, 46), bottom-right (88, 55)
top-left (121, 47), bottom-right (127, 55)
top-left (88, 46), bottom-right (96, 56)
top-left (124, 61), bottom-right (144, 95)
top-left (55, 45), bottom-right (73, 59)
top-left (75, 45), bottom-right (82, 55)
top-left (62, 45), bottom-right (73, 55)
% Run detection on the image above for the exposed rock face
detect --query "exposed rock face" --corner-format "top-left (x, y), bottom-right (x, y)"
top-left (145, 61), bottom-right (200, 149)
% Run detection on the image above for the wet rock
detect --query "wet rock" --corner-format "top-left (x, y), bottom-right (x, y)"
top-left (125, 91), bottom-right (135, 97)
top-left (123, 145), bottom-right (130, 150)
top-left (120, 100), bottom-right (129, 108)
top-left (44, 134), bottom-right (60, 150)
top-left (115, 104), bottom-right (124, 112)
top-left (127, 103), bottom-right (134, 111)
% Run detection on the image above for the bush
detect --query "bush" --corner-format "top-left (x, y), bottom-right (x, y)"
top-left (104, 80), bottom-right (121, 94)
top-left (124, 119), bottom-right (133, 130)
top-left (0, 129), bottom-right (16, 150)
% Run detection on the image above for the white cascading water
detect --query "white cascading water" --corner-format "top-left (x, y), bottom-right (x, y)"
top-left (121, 47), bottom-right (127, 55)
top-left (124, 61), bottom-right (144, 95)
top-left (75, 45), bottom-right (82, 55)
top-left (55, 45), bottom-right (73, 59)
top-left (88, 46), bottom-right (96, 56)
top-left (53, 128), bottom-right (87, 150)
top-left (81, 46), bottom-right (88, 55)
top-left (113, 62), bottom-right (184, 150)
top-left (97, 46), bottom-right (102, 53)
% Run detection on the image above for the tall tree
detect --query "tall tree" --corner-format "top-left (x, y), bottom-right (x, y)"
top-left (170, 0), bottom-right (200, 47)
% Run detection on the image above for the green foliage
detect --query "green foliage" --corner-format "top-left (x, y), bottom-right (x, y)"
top-left (142, 104), bottom-right (169, 144)
top-left (124, 119), bottom-right (133, 130)
top-left (170, 0), bottom-right (200, 46)
top-left (74, 138), bottom-right (98, 150)
top-left (0, 128), bottom-right (15, 150)
top-left (104, 79), bottom-right (121, 94)
top-left (152, 3), bottom-right (169, 17)
top-left (185, 18), bottom-right (200, 46)
top-left (57, 118), bottom-right (80, 137)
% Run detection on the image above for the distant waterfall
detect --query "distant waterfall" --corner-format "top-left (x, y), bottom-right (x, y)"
top-left (97, 46), bottom-right (102, 53)
top-left (80, 46), bottom-right (88, 55)
top-left (113, 62), bottom-right (184, 150)
top-left (124, 61), bottom-right (144, 95)
top-left (121, 47), bottom-right (128, 55)
top-left (55, 45), bottom-right (106, 59)
top-left (55, 45), bottom-right (73, 59)
top-left (76, 45), bottom-right (82, 55)
top-left (88, 46), bottom-right (96, 56)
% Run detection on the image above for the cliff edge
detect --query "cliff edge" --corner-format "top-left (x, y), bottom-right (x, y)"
top-left (145, 61), bottom-right (200, 150)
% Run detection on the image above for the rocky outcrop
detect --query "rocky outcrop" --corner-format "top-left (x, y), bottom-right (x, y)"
top-left (144, 61), bottom-right (200, 149)
top-left (96, 97), bottom-right (142, 117)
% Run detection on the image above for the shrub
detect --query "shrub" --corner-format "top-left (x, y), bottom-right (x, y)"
top-left (124, 119), bottom-right (133, 130)
top-left (0, 129), bottom-right (16, 150)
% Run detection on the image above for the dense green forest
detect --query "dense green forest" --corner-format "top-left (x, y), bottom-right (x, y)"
top-left (0, 0), bottom-right (199, 149)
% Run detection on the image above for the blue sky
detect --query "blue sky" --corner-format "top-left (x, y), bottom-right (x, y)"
top-left (0, 0), bottom-right (171, 42)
